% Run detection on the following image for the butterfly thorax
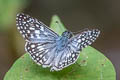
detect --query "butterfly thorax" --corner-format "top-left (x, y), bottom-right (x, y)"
top-left (56, 31), bottom-right (73, 51)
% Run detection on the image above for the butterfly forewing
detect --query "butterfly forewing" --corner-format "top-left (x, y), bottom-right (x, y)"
top-left (16, 13), bottom-right (59, 43)
top-left (69, 29), bottom-right (100, 51)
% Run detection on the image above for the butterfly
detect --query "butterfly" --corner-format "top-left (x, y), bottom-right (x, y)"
top-left (16, 13), bottom-right (100, 71)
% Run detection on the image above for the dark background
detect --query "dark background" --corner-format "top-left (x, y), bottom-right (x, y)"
top-left (0, 0), bottom-right (120, 80)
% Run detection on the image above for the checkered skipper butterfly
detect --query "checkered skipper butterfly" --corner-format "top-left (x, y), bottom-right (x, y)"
top-left (16, 13), bottom-right (100, 71)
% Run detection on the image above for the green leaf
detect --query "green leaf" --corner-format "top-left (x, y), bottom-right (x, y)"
top-left (50, 15), bottom-right (66, 35)
top-left (4, 15), bottom-right (116, 80)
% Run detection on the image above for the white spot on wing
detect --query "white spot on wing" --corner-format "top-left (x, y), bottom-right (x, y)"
top-left (82, 38), bottom-right (85, 41)
top-left (17, 27), bottom-right (20, 29)
top-left (23, 21), bottom-right (26, 24)
top-left (78, 39), bottom-right (81, 43)
top-left (36, 58), bottom-right (39, 60)
top-left (29, 27), bottom-right (35, 30)
top-left (40, 26), bottom-right (44, 31)
top-left (44, 32), bottom-right (48, 35)
top-left (35, 30), bottom-right (40, 34)
top-left (20, 31), bottom-right (22, 34)
top-left (36, 53), bottom-right (39, 56)
top-left (36, 24), bottom-right (39, 27)
top-left (31, 44), bottom-right (35, 48)
top-left (27, 30), bottom-right (30, 33)
top-left (39, 47), bottom-right (44, 51)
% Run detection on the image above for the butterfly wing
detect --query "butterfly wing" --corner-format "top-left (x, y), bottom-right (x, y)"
top-left (68, 29), bottom-right (100, 51)
top-left (16, 13), bottom-right (59, 68)
top-left (25, 41), bottom-right (57, 67)
top-left (51, 29), bottom-right (100, 71)
top-left (16, 13), bottom-right (59, 43)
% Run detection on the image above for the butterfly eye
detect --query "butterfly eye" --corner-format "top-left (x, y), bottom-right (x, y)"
top-left (68, 31), bottom-right (73, 38)
top-left (62, 31), bottom-right (73, 39)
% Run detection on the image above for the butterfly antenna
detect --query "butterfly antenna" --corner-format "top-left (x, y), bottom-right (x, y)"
top-left (72, 28), bottom-right (89, 34)
top-left (55, 21), bottom-right (89, 34)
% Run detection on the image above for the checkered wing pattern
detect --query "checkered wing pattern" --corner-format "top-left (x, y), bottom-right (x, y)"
top-left (51, 29), bottom-right (100, 71)
top-left (16, 13), bottom-right (59, 43)
top-left (16, 13), bottom-right (59, 68)
top-left (25, 42), bottom-right (57, 67)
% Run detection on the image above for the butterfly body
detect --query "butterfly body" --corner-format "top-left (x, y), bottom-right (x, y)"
top-left (16, 13), bottom-right (100, 71)
top-left (55, 31), bottom-right (72, 51)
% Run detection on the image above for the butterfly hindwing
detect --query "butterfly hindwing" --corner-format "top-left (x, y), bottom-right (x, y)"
top-left (50, 47), bottom-right (79, 71)
top-left (25, 41), bottom-right (57, 67)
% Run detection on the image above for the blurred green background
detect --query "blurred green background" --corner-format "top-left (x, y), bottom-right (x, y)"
top-left (0, 0), bottom-right (120, 80)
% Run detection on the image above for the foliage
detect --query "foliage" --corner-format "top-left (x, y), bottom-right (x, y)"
top-left (0, 0), bottom-right (29, 30)
top-left (4, 15), bottom-right (116, 80)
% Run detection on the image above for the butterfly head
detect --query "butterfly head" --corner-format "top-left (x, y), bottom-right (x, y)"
top-left (62, 31), bottom-right (73, 39)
